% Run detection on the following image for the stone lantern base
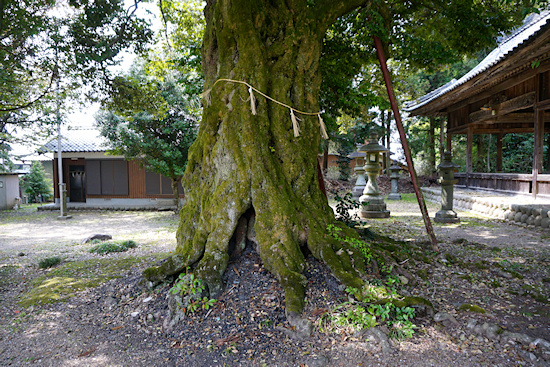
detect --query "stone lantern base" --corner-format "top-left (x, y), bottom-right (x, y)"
top-left (353, 184), bottom-right (366, 199)
top-left (359, 196), bottom-right (390, 218)
top-left (434, 209), bottom-right (460, 223)
top-left (387, 192), bottom-right (402, 200)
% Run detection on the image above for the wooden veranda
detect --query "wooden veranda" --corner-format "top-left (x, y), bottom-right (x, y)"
top-left (404, 11), bottom-right (550, 199)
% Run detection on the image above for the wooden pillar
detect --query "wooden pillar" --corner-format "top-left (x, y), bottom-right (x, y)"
top-left (439, 117), bottom-right (445, 160)
top-left (446, 133), bottom-right (452, 151)
top-left (496, 133), bottom-right (503, 173)
top-left (466, 126), bottom-right (473, 188)
top-left (428, 117), bottom-right (436, 173)
top-left (533, 74), bottom-right (544, 198)
top-left (533, 110), bottom-right (544, 197)
top-left (52, 157), bottom-right (59, 199)
top-left (445, 113), bottom-right (452, 151)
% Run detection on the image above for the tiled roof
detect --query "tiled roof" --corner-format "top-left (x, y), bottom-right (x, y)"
top-left (42, 128), bottom-right (111, 153)
top-left (404, 10), bottom-right (550, 112)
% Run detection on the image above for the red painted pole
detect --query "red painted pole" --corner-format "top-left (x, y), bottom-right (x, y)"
top-left (373, 36), bottom-right (438, 251)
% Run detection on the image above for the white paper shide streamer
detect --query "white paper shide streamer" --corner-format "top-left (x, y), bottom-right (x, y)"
top-left (290, 109), bottom-right (301, 137)
top-left (202, 79), bottom-right (330, 140)
top-left (248, 86), bottom-right (257, 115)
top-left (318, 114), bottom-right (329, 139)
top-left (201, 89), bottom-right (212, 106)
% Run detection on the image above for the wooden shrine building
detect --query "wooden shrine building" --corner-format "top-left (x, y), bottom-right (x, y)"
top-left (404, 10), bottom-right (550, 198)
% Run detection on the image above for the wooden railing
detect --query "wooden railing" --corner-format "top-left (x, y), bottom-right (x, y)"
top-left (455, 172), bottom-right (550, 198)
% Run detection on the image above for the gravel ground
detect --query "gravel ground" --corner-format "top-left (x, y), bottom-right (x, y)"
top-left (0, 199), bottom-right (549, 366)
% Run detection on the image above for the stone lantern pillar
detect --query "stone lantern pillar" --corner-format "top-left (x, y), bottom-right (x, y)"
top-left (349, 149), bottom-right (367, 199)
top-left (387, 161), bottom-right (402, 200)
top-left (434, 151), bottom-right (460, 223)
top-left (359, 133), bottom-right (390, 218)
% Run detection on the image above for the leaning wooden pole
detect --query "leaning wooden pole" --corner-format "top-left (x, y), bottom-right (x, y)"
top-left (373, 36), bottom-right (438, 251)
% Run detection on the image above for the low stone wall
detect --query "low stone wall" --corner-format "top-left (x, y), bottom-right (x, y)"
top-left (37, 204), bottom-right (176, 212)
top-left (422, 187), bottom-right (550, 229)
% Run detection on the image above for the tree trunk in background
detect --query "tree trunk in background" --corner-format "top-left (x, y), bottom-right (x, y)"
top-left (476, 134), bottom-right (488, 172)
top-left (385, 110), bottom-right (391, 148)
top-left (144, 0), bottom-right (368, 326)
top-left (323, 145), bottom-right (329, 171)
top-left (428, 117), bottom-right (436, 173)
top-left (171, 177), bottom-right (182, 214)
top-left (439, 118), bottom-right (445, 160)
top-left (486, 135), bottom-right (492, 172)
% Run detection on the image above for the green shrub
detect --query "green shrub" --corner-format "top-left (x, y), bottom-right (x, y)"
top-left (20, 161), bottom-right (53, 203)
top-left (170, 272), bottom-right (217, 314)
top-left (39, 256), bottom-right (62, 269)
top-left (333, 193), bottom-right (361, 227)
top-left (89, 240), bottom-right (137, 255)
top-left (319, 298), bottom-right (416, 339)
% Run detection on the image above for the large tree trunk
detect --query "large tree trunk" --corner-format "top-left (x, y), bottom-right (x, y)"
top-left (144, 0), bottom-right (368, 329)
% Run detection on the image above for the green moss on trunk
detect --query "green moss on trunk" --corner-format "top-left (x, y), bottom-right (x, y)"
top-left (144, 0), bottom-right (369, 325)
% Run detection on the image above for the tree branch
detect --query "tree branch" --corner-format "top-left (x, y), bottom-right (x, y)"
top-left (0, 68), bottom-right (57, 112)
top-left (315, 0), bottom-right (369, 31)
top-left (157, 0), bottom-right (173, 50)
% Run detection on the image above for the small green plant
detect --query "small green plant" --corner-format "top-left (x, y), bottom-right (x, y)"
top-left (319, 297), bottom-right (416, 339)
top-left (380, 263), bottom-right (394, 275)
top-left (89, 240), bottom-right (137, 255)
top-left (170, 272), bottom-right (217, 315)
top-left (327, 224), bottom-right (372, 263)
top-left (260, 319), bottom-right (273, 329)
top-left (389, 305), bottom-right (416, 339)
top-left (333, 193), bottom-right (360, 227)
top-left (38, 256), bottom-right (62, 269)
top-left (319, 302), bottom-right (377, 333)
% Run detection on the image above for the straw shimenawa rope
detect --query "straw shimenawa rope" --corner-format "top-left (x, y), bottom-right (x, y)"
top-left (201, 78), bottom-right (329, 139)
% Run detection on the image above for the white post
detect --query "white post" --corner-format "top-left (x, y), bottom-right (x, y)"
top-left (57, 119), bottom-right (64, 217)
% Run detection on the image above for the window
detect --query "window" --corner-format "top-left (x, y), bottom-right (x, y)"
top-left (86, 160), bottom-right (128, 195)
top-left (145, 170), bottom-right (182, 195)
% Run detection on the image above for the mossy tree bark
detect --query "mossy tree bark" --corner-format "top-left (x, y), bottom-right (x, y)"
top-left (145, 0), bottom-right (370, 323)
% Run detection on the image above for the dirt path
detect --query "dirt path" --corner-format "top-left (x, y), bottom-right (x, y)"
top-left (0, 202), bottom-right (548, 366)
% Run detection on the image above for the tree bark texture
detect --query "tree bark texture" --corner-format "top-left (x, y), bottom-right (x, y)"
top-left (145, 0), bottom-right (369, 320)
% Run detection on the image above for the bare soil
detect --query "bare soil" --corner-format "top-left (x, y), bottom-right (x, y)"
top-left (0, 200), bottom-right (549, 366)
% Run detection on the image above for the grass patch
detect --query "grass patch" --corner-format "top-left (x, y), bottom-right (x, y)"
top-left (89, 240), bottom-right (137, 255)
top-left (18, 254), bottom-right (167, 307)
top-left (399, 193), bottom-right (420, 203)
top-left (38, 256), bottom-right (62, 269)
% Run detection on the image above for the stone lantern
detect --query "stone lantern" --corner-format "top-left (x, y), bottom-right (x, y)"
top-left (387, 161), bottom-right (402, 200)
top-left (434, 151), bottom-right (460, 223)
top-left (358, 133), bottom-right (390, 218)
top-left (349, 148), bottom-right (367, 199)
